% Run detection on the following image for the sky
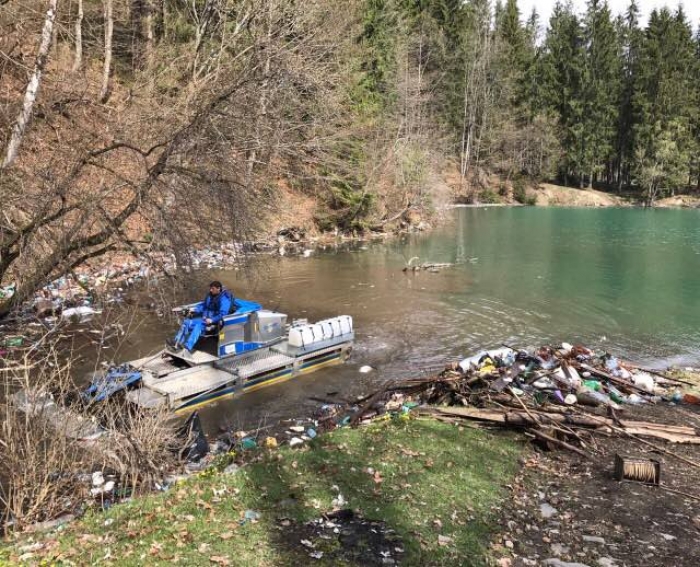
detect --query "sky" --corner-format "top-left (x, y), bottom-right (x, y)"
top-left (516, 0), bottom-right (700, 27)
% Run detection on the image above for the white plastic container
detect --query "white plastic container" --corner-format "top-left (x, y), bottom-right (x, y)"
top-left (337, 315), bottom-right (353, 335)
top-left (288, 316), bottom-right (353, 347)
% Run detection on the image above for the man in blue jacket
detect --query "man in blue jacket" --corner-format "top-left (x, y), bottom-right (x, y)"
top-left (170, 281), bottom-right (234, 351)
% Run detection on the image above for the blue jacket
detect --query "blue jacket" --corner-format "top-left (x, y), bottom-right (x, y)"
top-left (193, 289), bottom-right (234, 324)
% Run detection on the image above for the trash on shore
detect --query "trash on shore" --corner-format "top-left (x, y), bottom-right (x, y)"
top-left (339, 343), bottom-right (700, 458)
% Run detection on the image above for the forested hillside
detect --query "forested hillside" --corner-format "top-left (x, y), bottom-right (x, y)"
top-left (1, 0), bottom-right (699, 309)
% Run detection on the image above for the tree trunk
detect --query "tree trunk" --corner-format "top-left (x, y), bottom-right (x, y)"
top-left (100, 0), bottom-right (114, 103)
top-left (145, 0), bottom-right (155, 69)
top-left (459, 66), bottom-right (470, 185)
top-left (160, 0), bottom-right (168, 41)
top-left (73, 0), bottom-right (84, 71)
top-left (131, 0), bottom-right (144, 68)
top-left (1, 0), bottom-right (58, 169)
top-left (245, 0), bottom-right (273, 191)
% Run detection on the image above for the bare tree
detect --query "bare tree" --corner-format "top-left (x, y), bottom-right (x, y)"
top-left (0, 0), bottom-right (357, 312)
top-left (1, 0), bottom-right (58, 169)
top-left (459, 5), bottom-right (493, 193)
top-left (72, 0), bottom-right (84, 72)
top-left (144, 0), bottom-right (155, 68)
top-left (100, 0), bottom-right (114, 103)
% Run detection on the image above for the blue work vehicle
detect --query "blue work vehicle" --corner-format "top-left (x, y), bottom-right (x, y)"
top-left (83, 299), bottom-right (353, 414)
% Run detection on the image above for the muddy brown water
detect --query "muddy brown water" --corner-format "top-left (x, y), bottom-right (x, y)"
top-left (72, 207), bottom-right (700, 433)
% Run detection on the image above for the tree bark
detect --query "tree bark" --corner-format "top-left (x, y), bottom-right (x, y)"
top-left (245, 0), bottom-right (272, 190)
top-left (145, 0), bottom-right (155, 69)
top-left (1, 0), bottom-right (58, 169)
top-left (100, 0), bottom-right (114, 103)
top-left (160, 0), bottom-right (168, 41)
top-left (73, 0), bottom-right (84, 71)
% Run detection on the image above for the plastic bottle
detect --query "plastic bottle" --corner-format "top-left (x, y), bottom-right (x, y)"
top-left (607, 385), bottom-right (626, 404)
top-left (240, 437), bottom-right (257, 450)
top-left (627, 393), bottom-right (646, 405)
top-left (605, 356), bottom-right (620, 372)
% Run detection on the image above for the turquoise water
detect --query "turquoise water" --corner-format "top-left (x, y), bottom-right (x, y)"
top-left (398, 206), bottom-right (700, 367)
top-left (110, 206), bottom-right (700, 428)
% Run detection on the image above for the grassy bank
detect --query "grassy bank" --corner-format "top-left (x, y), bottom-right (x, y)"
top-left (1, 418), bottom-right (522, 566)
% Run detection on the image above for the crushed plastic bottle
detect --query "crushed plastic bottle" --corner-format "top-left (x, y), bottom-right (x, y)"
top-left (577, 390), bottom-right (620, 409)
top-left (551, 390), bottom-right (565, 404)
top-left (240, 437), bottom-right (257, 450)
top-left (241, 510), bottom-right (261, 524)
top-left (583, 380), bottom-right (602, 392)
top-left (605, 356), bottom-right (619, 370)
top-left (607, 385), bottom-right (626, 404)
top-left (627, 393), bottom-right (646, 405)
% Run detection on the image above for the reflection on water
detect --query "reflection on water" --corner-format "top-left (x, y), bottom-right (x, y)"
top-left (82, 207), bottom-right (700, 430)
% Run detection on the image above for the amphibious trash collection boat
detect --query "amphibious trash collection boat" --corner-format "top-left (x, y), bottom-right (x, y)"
top-left (83, 298), bottom-right (354, 414)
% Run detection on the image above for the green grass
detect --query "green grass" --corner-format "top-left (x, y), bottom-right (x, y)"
top-left (1, 418), bottom-right (522, 566)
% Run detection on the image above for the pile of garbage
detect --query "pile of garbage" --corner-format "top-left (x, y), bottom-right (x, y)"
top-left (431, 343), bottom-right (694, 409)
top-left (12, 235), bottom-right (325, 324)
top-left (342, 344), bottom-right (700, 455)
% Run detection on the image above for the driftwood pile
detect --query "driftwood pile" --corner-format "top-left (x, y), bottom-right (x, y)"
top-left (347, 344), bottom-right (700, 464)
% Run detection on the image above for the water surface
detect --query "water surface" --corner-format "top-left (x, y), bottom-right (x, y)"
top-left (94, 207), bottom-right (700, 430)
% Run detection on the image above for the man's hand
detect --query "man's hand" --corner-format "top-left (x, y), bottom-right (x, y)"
top-left (204, 318), bottom-right (213, 325)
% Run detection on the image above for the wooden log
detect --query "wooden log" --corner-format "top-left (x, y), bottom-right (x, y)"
top-left (350, 381), bottom-right (395, 426)
top-left (421, 406), bottom-right (700, 444)
top-left (528, 428), bottom-right (591, 459)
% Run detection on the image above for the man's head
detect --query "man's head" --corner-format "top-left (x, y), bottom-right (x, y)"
top-left (209, 281), bottom-right (223, 296)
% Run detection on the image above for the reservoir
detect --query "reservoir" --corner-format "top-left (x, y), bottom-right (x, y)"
top-left (96, 207), bottom-right (700, 429)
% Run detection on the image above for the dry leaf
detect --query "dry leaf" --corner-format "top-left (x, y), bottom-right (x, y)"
top-left (209, 556), bottom-right (230, 566)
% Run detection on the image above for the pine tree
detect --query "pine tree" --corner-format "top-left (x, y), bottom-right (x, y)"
top-left (540, 1), bottom-right (586, 185)
top-left (498, 0), bottom-right (526, 70)
top-left (693, 27), bottom-right (700, 191)
top-left (614, 0), bottom-right (642, 190)
top-left (357, 0), bottom-right (398, 111)
top-left (580, 0), bottom-right (621, 188)
top-left (632, 7), bottom-right (696, 204)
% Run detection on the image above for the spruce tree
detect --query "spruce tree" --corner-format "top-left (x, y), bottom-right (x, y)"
top-left (540, 1), bottom-right (586, 185)
top-left (632, 7), bottom-right (696, 203)
top-left (614, 0), bottom-right (642, 190)
top-left (581, 0), bottom-right (621, 188)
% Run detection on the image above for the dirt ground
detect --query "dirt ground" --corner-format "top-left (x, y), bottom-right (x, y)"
top-left (654, 195), bottom-right (700, 209)
top-left (534, 184), bottom-right (628, 208)
top-left (493, 403), bottom-right (700, 567)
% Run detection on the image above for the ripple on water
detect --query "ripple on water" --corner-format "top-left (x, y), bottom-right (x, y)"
top-left (90, 207), bottom-right (700, 431)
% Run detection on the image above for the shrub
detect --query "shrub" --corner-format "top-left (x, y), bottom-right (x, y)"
top-left (480, 188), bottom-right (500, 204)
